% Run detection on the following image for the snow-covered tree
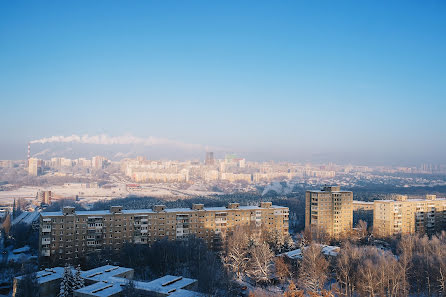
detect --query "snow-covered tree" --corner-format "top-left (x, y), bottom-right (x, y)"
top-left (58, 266), bottom-right (74, 297)
top-left (222, 227), bottom-right (250, 279)
top-left (246, 242), bottom-right (274, 283)
top-left (298, 244), bottom-right (328, 293)
top-left (73, 265), bottom-right (84, 290)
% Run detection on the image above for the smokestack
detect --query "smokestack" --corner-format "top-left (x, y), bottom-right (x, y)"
top-left (27, 142), bottom-right (30, 163)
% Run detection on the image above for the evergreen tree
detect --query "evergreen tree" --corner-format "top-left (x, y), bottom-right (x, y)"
top-left (58, 266), bottom-right (73, 297)
top-left (73, 265), bottom-right (84, 290)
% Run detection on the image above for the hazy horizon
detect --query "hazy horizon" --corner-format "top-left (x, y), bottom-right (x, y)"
top-left (1, 1), bottom-right (445, 165)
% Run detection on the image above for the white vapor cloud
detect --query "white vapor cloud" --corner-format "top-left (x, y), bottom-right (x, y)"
top-left (30, 134), bottom-right (208, 151)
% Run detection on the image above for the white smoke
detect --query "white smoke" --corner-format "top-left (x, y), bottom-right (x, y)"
top-left (30, 134), bottom-right (206, 150)
top-left (32, 148), bottom-right (51, 157)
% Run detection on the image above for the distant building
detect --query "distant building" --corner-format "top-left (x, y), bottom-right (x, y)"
top-left (37, 190), bottom-right (52, 205)
top-left (305, 186), bottom-right (353, 237)
top-left (205, 152), bottom-right (214, 165)
top-left (220, 172), bottom-right (252, 183)
top-left (28, 158), bottom-right (42, 176)
top-left (77, 158), bottom-right (92, 168)
top-left (13, 265), bottom-right (203, 297)
top-left (39, 202), bottom-right (289, 262)
top-left (352, 201), bottom-right (374, 211)
top-left (373, 194), bottom-right (446, 237)
top-left (132, 170), bottom-right (190, 183)
top-left (92, 156), bottom-right (106, 169)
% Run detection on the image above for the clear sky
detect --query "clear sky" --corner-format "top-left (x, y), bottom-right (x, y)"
top-left (1, 1), bottom-right (445, 164)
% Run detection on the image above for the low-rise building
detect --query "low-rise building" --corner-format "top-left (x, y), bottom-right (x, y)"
top-left (279, 244), bottom-right (340, 260)
top-left (13, 265), bottom-right (203, 297)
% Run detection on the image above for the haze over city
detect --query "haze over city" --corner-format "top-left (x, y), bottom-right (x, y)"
top-left (1, 1), bottom-right (446, 165)
top-left (3, 2), bottom-right (446, 297)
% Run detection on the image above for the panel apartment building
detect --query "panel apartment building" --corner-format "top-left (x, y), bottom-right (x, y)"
top-left (373, 194), bottom-right (446, 237)
top-left (305, 186), bottom-right (353, 237)
top-left (39, 202), bottom-right (289, 262)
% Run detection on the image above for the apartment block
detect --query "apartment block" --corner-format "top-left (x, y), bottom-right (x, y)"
top-left (39, 202), bottom-right (289, 262)
top-left (28, 158), bottom-right (42, 176)
top-left (373, 194), bottom-right (446, 237)
top-left (305, 186), bottom-right (353, 237)
top-left (37, 190), bottom-right (52, 205)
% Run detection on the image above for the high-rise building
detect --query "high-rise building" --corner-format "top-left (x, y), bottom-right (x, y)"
top-left (39, 202), bottom-right (289, 262)
top-left (373, 194), bottom-right (446, 237)
top-left (28, 158), bottom-right (42, 176)
top-left (305, 186), bottom-right (353, 237)
top-left (37, 190), bottom-right (52, 205)
top-left (92, 156), bottom-right (106, 169)
top-left (205, 152), bottom-right (214, 165)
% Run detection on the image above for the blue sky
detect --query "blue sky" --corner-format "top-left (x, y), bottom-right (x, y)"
top-left (1, 1), bottom-right (445, 164)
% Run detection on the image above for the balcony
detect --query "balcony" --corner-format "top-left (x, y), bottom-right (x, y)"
top-left (42, 226), bottom-right (52, 232)
top-left (41, 249), bottom-right (50, 257)
top-left (41, 238), bottom-right (51, 244)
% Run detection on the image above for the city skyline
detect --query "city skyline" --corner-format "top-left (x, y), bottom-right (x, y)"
top-left (1, 1), bottom-right (446, 164)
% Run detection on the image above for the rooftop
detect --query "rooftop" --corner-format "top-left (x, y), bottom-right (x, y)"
top-left (41, 203), bottom-right (287, 217)
top-left (280, 245), bottom-right (340, 260)
top-left (81, 265), bottom-right (133, 282)
top-left (15, 265), bottom-right (204, 297)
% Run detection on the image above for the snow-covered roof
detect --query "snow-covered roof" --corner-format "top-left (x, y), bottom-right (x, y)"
top-left (169, 289), bottom-right (207, 297)
top-left (40, 204), bottom-right (287, 217)
top-left (81, 265), bottom-right (133, 282)
top-left (12, 211), bottom-right (40, 225)
top-left (12, 246), bottom-right (30, 254)
top-left (15, 266), bottom-right (203, 297)
top-left (74, 281), bottom-right (123, 297)
top-left (15, 267), bottom-right (72, 284)
top-left (353, 201), bottom-right (373, 205)
top-left (133, 275), bottom-right (196, 295)
top-left (280, 244), bottom-right (340, 260)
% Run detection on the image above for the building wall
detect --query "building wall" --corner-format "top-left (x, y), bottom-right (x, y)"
top-left (373, 196), bottom-right (446, 237)
top-left (40, 203), bottom-right (289, 262)
top-left (305, 186), bottom-right (353, 237)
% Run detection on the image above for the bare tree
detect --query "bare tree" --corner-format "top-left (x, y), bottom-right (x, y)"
top-left (298, 244), bottom-right (328, 293)
top-left (246, 242), bottom-right (274, 284)
top-left (283, 281), bottom-right (304, 297)
top-left (356, 220), bottom-right (368, 238)
top-left (274, 256), bottom-right (291, 283)
top-left (222, 227), bottom-right (250, 280)
top-left (336, 243), bottom-right (361, 297)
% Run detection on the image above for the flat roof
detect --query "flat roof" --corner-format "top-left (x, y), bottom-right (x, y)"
top-left (75, 275), bottom-right (199, 297)
top-left (15, 267), bottom-right (69, 284)
top-left (41, 204), bottom-right (288, 217)
top-left (74, 281), bottom-right (123, 297)
top-left (307, 190), bottom-right (352, 193)
top-left (280, 245), bottom-right (340, 260)
top-left (81, 265), bottom-right (133, 282)
top-left (16, 266), bottom-right (202, 297)
top-left (374, 198), bottom-right (446, 203)
top-left (134, 275), bottom-right (196, 295)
